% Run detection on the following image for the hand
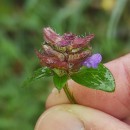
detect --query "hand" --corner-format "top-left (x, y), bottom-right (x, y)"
top-left (35, 54), bottom-right (130, 130)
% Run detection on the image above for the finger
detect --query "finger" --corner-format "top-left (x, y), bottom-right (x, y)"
top-left (46, 54), bottom-right (130, 119)
top-left (35, 105), bottom-right (130, 130)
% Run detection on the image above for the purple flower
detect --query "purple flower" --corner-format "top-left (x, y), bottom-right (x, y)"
top-left (83, 53), bottom-right (102, 68)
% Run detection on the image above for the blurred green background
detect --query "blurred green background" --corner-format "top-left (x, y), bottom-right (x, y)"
top-left (0, 0), bottom-right (130, 129)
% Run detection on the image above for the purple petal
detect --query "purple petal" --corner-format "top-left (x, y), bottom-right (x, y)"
top-left (83, 53), bottom-right (102, 68)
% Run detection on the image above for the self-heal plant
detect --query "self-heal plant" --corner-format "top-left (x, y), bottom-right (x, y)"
top-left (26, 27), bottom-right (115, 104)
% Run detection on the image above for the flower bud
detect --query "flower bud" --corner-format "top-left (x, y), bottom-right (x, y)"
top-left (36, 27), bottom-right (95, 72)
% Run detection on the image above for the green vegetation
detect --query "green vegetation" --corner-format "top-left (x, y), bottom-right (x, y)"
top-left (0, 0), bottom-right (129, 129)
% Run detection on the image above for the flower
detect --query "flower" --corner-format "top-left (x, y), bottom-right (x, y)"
top-left (36, 27), bottom-right (94, 71)
top-left (83, 53), bottom-right (102, 68)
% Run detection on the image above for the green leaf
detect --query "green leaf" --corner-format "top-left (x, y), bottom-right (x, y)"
top-left (71, 64), bottom-right (115, 92)
top-left (53, 73), bottom-right (68, 91)
top-left (23, 67), bottom-right (52, 86)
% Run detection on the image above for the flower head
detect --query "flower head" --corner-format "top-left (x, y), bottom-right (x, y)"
top-left (36, 27), bottom-right (95, 71)
top-left (83, 53), bottom-right (102, 68)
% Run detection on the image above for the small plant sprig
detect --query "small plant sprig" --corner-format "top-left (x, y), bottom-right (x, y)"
top-left (26, 27), bottom-right (115, 104)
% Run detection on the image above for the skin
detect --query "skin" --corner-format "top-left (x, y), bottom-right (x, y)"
top-left (35, 53), bottom-right (130, 130)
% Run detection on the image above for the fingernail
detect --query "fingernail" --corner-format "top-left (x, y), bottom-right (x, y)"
top-left (35, 109), bottom-right (85, 130)
top-left (46, 88), bottom-right (69, 108)
top-left (52, 88), bottom-right (59, 94)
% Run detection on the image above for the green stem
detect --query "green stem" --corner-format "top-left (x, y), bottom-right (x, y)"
top-left (63, 82), bottom-right (77, 104)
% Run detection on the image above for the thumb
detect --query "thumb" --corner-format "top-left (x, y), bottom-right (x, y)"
top-left (35, 105), bottom-right (130, 130)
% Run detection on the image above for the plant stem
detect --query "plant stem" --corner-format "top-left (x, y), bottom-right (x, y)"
top-left (63, 82), bottom-right (77, 104)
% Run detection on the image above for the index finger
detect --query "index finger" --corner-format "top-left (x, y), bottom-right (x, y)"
top-left (46, 54), bottom-right (130, 120)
